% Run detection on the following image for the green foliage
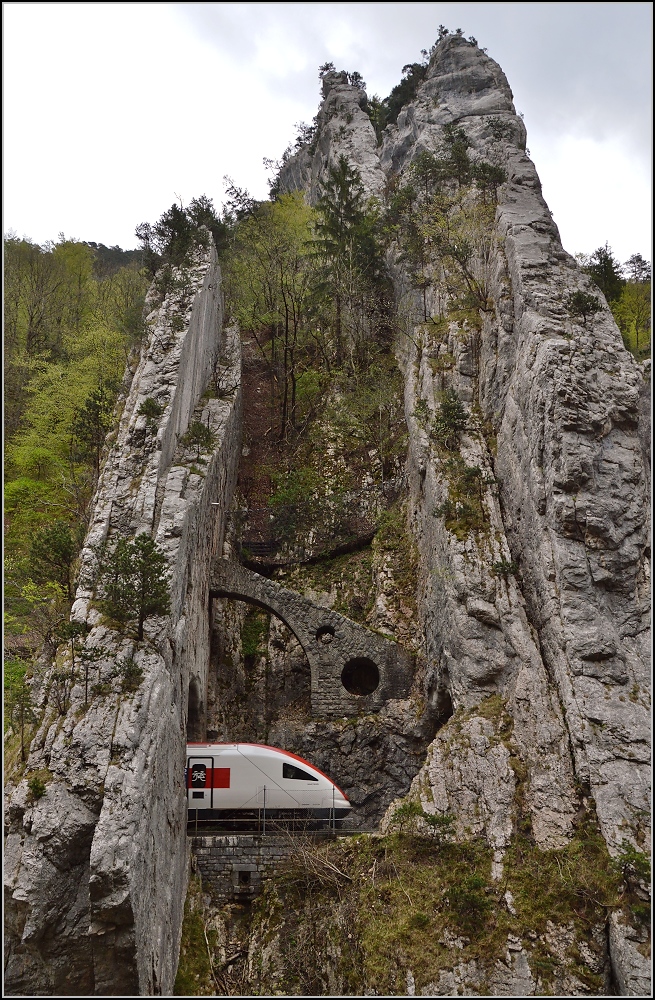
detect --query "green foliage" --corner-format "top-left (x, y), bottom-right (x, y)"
top-left (241, 609), bottom-right (270, 659)
top-left (374, 501), bottom-right (418, 617)
top-left (29, 519), bottom-right (79, 600)
top-left (432, 389), bottom-right (468, 449)
top-left (181, 421), bottom-right (215, 460)
top-left (119, 656), bottom-right (144, 693)
top-left (135, 194), bottom-right (223, 276)
top-left (611, 278), bottom-right (651, 360)
top-left (98, 533), bottom-right (171, 641)
top-left (433, 457), bottom-right (490, 539)
top-left (138, 396), bottom-right (163, 421)
top-left (225, 191), bottom-right (318, 438)
top-left (485, 116), bottom-right (516, 142)
top-left (11, 580), bottom-right (70, 645)
top-left (448, 871), bottom-right (492, 931)
top-left (612, 840), bottom-right (651, 884)
top-left (27, 774), bottom-right (47, 800)
top-left (413, 397), bottom-right (431, 426)
top-left (4, 235), bottom-right (147, 650)
top-left (370, 61), bottom-right (428, 132)
top-left (566, 289), bottom-right (602, 326)
top-left (582, 243), bottom-right (625, 303)
top-left (248, 809), bottom-right (620, 996)
top-left (174, 874), bottom-right (218, 995)
top-left (492, 559), bottom-right (518, 577)
top-left (390, 800), bottom-right (456, 844)
top-left (390, 800), bottom-right (424, 834)
top-left (472, 161), bottom-right (507, 203)
top-left (505, 822), bottom-right (620, 933)
top-left (5, 662), bottom-right (36, 761)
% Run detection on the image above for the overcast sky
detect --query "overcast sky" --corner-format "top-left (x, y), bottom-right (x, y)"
top-left (3, 2), bottom-right (652, 263)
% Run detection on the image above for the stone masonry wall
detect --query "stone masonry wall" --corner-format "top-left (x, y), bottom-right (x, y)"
top-left (209, 560), bottom-right (414, 717)
top-left (191, 835), bottom-right (301, 902)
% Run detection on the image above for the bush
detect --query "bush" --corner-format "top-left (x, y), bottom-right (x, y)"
top-left (181, 421), bottom-right (215, 460)
top-left (27, 774), bottom-right (47, 800)
top-left (432, 389), bottom-right (468, 449)
top-left (138, 397), bottom-right (163, 422)
top-left (566, 290), bottom-right (601, 326)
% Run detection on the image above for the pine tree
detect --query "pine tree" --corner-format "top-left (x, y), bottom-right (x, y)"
top-left (99, 534), bottom-right (170, 641)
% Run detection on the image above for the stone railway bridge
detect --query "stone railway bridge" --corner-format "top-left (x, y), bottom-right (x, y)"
top-left (209, 559), bottom-right (414, 718)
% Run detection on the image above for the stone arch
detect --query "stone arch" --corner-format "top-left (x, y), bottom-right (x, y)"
top-left (209, 560), bottom-right (413, 718)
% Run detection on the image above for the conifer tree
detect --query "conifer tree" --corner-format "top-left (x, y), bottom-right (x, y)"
top-left (100, 534), bottom-right (170, 641)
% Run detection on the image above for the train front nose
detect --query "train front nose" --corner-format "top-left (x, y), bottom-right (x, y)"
top-left (333, 789), bottom-right (351, 815)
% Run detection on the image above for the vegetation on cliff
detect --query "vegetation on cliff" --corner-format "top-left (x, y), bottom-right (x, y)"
top-left (3, 235), bottom-right (149, 764)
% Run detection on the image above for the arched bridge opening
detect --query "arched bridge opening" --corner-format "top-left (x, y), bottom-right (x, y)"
top-left (209, 560), bottom-right (413, 718)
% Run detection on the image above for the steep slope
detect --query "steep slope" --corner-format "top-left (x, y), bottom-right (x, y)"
top-left (4, 33), bottom-right (649, 999)
top-left (277, 33), bottom-right (651, 994)
top-left (4, 246), bottom-right (242, 995)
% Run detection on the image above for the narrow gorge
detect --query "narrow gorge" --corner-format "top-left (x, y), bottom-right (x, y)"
top-left (4, 32), bottom-right (650, 997)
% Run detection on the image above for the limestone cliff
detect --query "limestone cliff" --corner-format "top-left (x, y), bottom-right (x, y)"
top-left (4, 32), bottom-right (650, 999)
top-left (4, 246), bottom-right (242, 995)
top-left (276, 33), bottom-right (651, 994)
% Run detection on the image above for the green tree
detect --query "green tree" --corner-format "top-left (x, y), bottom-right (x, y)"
top-left (433, 389), bottom-right (468, 449)
top-left (181, 421), bottom-right (215, 460)
top-left (584, 243), bottom-right (625, 303)
top-left (315, 155), bottom-right (367, 365)
top-left (567, 290), bottom-right (602, 326)
top-left (6, 663), bottom-right (36, 762)
top-left (623, 253), bottom-right (650, 283)
top-left (612, 280), bottom-right (651, 359)
top-left (71, 385), bottom-right (114, 476)
top-left (135, 195), bottom-right (222, 276)
top-left (225, 191), bottom-right (317, 437)
top-left (99, 534), bottom-right (171, 641)
top-left (314, 155), bottom-right (389, 366)
top-left (29, 520), bottom-right (78, 601)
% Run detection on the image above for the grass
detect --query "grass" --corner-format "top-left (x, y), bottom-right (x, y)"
top-left (174, 874), bottom-right (216, 995)
top-left (244, 818), bottom-right (620, 995)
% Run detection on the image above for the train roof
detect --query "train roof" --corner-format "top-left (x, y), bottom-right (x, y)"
top-left (186, 742), bottom-right (348, 799)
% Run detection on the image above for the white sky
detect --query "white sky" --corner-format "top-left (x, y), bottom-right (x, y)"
top-left (3, 2), bottom-right (652, 264)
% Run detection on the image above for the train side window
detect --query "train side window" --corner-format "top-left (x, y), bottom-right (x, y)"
top-left (283, 762), bottom-right (318, 781)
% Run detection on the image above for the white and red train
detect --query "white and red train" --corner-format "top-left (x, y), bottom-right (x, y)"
top-left (186, 742), bottom-right (351, 820)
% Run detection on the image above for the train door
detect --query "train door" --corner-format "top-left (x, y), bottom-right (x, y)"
top-left (187, 755), bottom-right (213, 812)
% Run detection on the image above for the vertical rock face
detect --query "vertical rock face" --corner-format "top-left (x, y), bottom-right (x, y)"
top-left (4, 246), bottom-right (242, 995)
top-left (4, 34), bottom-right (650, 998)
top-left (279, 34), bottom-right (650, 993)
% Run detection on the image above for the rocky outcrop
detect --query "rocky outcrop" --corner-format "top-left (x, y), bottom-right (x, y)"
top-left (4, 246), bottom-right (242, 995)
top-left (279, 69), bottom-right (386, 203)
top-left (277, 32), bottom-right (650, 994)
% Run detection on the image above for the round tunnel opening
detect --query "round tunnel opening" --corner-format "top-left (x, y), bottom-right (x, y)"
top-left (341, 657), bottom-right (380, 696)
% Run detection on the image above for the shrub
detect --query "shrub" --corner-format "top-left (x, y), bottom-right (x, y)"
top-left (566, 290), bottom-right (601, 326)
top-left (181, 421), bottom-right (215, 460)
top-left (432, 389), bottom-right (468, 449)
top-left (138, 397), bottom-right (163, 422)
top-left (27, 774), bottom-right (47, 800)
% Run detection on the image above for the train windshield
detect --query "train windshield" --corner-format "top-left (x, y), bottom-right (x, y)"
top-left (282, 762), bottom-right (318, 781)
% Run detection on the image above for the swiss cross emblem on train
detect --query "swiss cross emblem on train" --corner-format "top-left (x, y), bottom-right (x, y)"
top-left (191, 764), bottom-right (207, 787)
